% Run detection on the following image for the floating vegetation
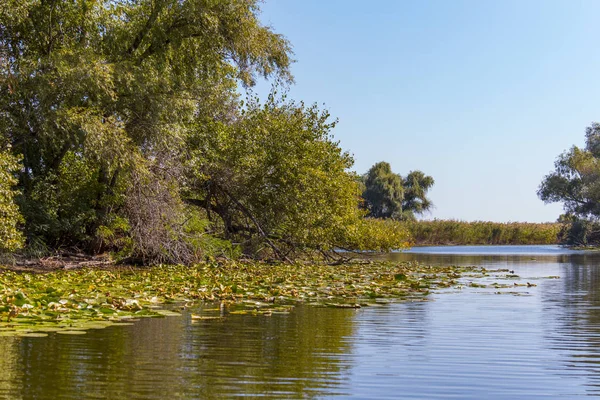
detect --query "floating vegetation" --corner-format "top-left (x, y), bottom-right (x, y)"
top-left (0, 260), bottom-right (556, 335)
top-left (0, 261), bottom-right (485, 334)
top-left (190, 315), bottom-right (224, 321)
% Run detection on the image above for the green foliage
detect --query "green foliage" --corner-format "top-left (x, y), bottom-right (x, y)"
top-left (539, 123), bottom-right (600, 246)
top-left (0, 150), bottom-right (24, 252)
top-left (362, 162), bottom-right (404, 219)
top-left (361, 162), bottom-right (434, 220)
top-left (405, 219), bottom-right (560, 245)
top-left (0, 0), bottom-right (292, 261)
top-left (0, 0), bottom-right (412, 261)
top-left (341, 218), bottom-right (412, 252)
top-left (187, 93), bottom-right (409, 257)
top-left (554, 214), bottom-right (600, 246)
top-left (401, 170), bottom-right (435, 219)
top-left (21, 151), bottom-right (116, 248)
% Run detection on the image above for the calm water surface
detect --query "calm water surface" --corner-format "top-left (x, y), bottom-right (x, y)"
top-left (2, 245), bottom-right (600, 399)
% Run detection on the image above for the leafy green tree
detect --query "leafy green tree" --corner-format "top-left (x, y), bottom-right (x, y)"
top-left (361, 162), bottom-right (404, 219)
top-left (0, 0), bottom-right (291, 257)
top-left (0, 0), bottom-right (412, 261)
top-left (0, 149), bottom-right (24, 252)
top-left (361, 162), bottom-right (434, 220)
top-left (539, 123), bottom-right (600, 245)
top-left (401, 170), bottom-right (435, 220)
top-left (186, 94), bottom-right (408, 258)
top-left (539, 124), bottom-right (600, 218)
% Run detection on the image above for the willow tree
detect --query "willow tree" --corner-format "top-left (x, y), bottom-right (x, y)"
top-left (362, 162), bottom-right (404, 219)
top-left (361, 162), bottom-right (434, 220)
top-left (0, 0), bottom-right (291, 259)
top-left (401, 170), bottom-right (435, 220)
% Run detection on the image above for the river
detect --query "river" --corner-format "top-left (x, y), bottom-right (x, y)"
top-left (1, 245), bottom-right (600, 399)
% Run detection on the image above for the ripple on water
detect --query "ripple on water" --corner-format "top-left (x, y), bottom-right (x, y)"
top-left (2, 249), bottom-right (600, 398)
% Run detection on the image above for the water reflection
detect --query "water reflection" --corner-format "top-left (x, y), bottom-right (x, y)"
top-left (541, 256), bottom-right (600, 396)
top-left (0, 305), bottom-right (356, 399)
top-left (5, 247), bottom-right (600, 398)
top-left (388, 248), bottom-right (600, 268)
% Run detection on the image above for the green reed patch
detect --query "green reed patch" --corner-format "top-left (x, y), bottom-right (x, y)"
top-left (405, 220), bottom-right (561, 245)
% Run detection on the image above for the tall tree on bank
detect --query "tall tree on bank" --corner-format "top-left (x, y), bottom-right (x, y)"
top-left (402, 170), bottom-right (435, 220)
top-left (539, 123), bottom-right (600, 245)
top-left (361, 162), bottom-right (434, 220)
top-left (0, 1), bottom-right (411, 262)
top-left (0, 0), bottom-right (291, 257)
top-left (362, 162), bottom-right (404, 219)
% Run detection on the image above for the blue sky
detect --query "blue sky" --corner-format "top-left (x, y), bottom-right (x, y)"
top-left (254, 0), bottom-right (600, 222)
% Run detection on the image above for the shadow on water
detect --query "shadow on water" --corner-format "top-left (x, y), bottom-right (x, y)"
top-left (0, 306), bottom-right (357, 399)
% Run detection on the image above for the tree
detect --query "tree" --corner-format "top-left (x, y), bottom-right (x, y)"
top-left (401, 170), bottom-right (435, 220)
top-left (185, 93), bottom-right (410, 259)
top-left (361, 162), bottom-right (404, 219)
top-left (539, 123), bottom-right (600, 245)
top-left (0, 0), bottom-right (412, 261)
top-left (0, 0), bottom-right (292, 258)
top-left (361, 162), bottom-right (434, 220)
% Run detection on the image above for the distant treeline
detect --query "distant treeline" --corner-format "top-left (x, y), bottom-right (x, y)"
top-left (404, 220), bottom-right (561, 246)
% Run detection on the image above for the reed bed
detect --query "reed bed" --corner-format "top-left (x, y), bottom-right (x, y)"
top-left (404, 220), bottom-right (561, 246)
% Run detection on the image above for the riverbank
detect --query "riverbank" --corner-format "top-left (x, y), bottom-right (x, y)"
top-left (0, 260), bottom-right (483, 336)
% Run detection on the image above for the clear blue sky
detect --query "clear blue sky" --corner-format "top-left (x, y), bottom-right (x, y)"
top-left (254, 0), bottom-right (600, 223)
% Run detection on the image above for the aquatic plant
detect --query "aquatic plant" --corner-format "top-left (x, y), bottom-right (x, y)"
top-left (0, 261), bottom-right (477, 335)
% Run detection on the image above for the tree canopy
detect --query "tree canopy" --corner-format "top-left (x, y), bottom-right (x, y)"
top-left (0, 149), bottom-right (24, 252)
top-left (361, 162), bottom-right (434, 221)
top-left (539, 123), bottom-right (600, 245)
top-left (0, 0), bottom-right (411, 262)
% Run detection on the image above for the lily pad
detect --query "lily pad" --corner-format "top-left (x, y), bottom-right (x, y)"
top-left (191, 315), bottom-right (224, 321)
top-left (17, 332), bottom-right (48, 338)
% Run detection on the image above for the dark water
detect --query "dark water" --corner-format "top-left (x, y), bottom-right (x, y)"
top-left (3, 245), bottom-right (600, 399)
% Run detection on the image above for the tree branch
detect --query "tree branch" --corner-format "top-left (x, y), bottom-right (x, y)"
top-left (127, 1), bottom-right (163, 55)
top-left (215, 185), bottom-right (292, 263)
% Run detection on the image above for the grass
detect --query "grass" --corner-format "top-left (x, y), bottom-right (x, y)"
top-left (404, 219), bottom-right (561, 246)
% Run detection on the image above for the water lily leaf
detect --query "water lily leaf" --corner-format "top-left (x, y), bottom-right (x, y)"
top-left (153, 310), bottom-right (181, 317)
top-left (17, 332), bottom-right (48, 338)
top-left (34, 327), bottom-right (63, 332)
top-left (56, 330), bottom-right (87, 335)
top-left (191, 315), bottom-right (224, 321)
